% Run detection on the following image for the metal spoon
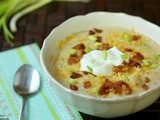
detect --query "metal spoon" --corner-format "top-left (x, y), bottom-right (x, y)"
top-left (13, 64), bottom-right (40, 120)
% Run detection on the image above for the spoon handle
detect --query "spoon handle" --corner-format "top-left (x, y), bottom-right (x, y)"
top-left (19, 97), bottom-right (26, 120)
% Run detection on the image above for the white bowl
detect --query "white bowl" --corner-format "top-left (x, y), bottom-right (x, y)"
top-left (40, 12), bottom-right (160, 118)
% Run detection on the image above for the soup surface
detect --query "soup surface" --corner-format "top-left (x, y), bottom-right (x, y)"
top-left (50, 27), bottom-right (160, 98)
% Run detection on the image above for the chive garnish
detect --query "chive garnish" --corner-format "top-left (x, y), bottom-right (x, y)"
top-left (103, 50), bottom-right (108, 60)
top-left (91, 59), bottom-right (96, 64)
top-left (87, 65), bottom-right (93, 72)
top-left (142, 60), bottom-right (151, 66)
top-left (68, 78), bottom-right (78, 84)
top-left (121, 75), bottom-right (130, 83)
top-left (149, 63), bottom-right (159, 69)
top-left (121, 54), bottom-right (129, 60)
top-left (88, 35), bottom-right (97, 42)
top-left (154, 55), bottom-right (160, 61)
top-left (86, 46), bottom-right (92, 53)
top-left (123, 32), bottom-right (131, 42)
top-left (94, 42), bottom-right (101, 49)
top-left (68, 49), bottom-right (76, 55)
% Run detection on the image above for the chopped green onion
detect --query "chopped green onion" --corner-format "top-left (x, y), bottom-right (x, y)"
top-left (68, 78), bottom-right (78, 84)
top-left (68, 49), bottom-right (76, 55)
top-left (86, 46), bottom-right (92, 53)
top-left (123, 32), bottom-right (131, 42)
top-left (103, 50), bottom-right (108, 60)
top-left (87, 65), bottom-right (93, 72)
top-left (93, 42), bottom-right (101, 49)
top-left (88, 35), bottom-right (97, 42)
top-left (149, 63), bottom-right (159, 69)
top-left (68, 68), bottom-right (76, 72)
top-left (91, 59), bottom-right (96, 64)
top-left (142, 60), bottom-right (151, 66)
top-left (92, 87), bottom-right (99, 95)
top-left (154, 55), bottom-right (160, 61)
top-left (121, 75), bottom-right (130, 83)
top-left (121, 54), bottom-right (129, 60)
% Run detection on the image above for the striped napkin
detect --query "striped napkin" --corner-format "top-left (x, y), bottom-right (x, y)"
top-left (0, 43), bottom-right (83, 120)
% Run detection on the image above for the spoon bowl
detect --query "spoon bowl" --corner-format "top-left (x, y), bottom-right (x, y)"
top-left (13, 64), bottom-right (40, 120)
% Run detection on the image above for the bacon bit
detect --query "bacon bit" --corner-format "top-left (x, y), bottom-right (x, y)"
top-left (129, 60), bottom-right (141, 68)
top-left (70, 84), bottom-right (78, 91)
top-left (142, 84), bottom-right (149, 91)
top-left (70, 72), bottom-right (82, 79)
top-left (144, 77), bottom-right (150, 83)
top-left (133, 52), bottom-right (144, 61)
top-left (122, 59), bottom-right (141, 69)
top-left (113, 81), bottom-right (123, 94)
top-left (83, 81), bottom-right (91, 89)
top-left (125, 48), bottom-right (133, 52)
top-left (99, 43), bottom-right (110, 50)
top-left (68, 56), bottom-right (80, 65)
top-left (128, 52), bottom-right (144, 67)
top-left (94, 28), bottom-right (103, 33)
top-left (134, 62), bottom-right (141, 68)
top-left (122, 84), bottom-right (132, 95)
top-left (99, 79), bottom-right (113, 95)
top-left (96, 36), bottom-right (102, 42)
top-left (89, 30), bottom-right (96, 35)
top-left (113, 65), bottom-right (130, 72)
top-left (129, 58), bottom-right (139, 67)
top-left (132, 35), bottom-right (142, 41)
top-left (73, 43), bottom-right (85, 50)
top-left (113, 81), bottom-right (132, 95)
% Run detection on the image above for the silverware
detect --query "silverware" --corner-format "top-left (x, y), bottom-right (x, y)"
top-left (13, 64), bottom-right (40, 120)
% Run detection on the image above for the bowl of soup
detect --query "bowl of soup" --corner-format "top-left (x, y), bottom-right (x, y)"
top-left (40, 12), bottom-right (160, 118)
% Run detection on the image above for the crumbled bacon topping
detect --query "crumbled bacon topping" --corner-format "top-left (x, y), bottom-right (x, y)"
top-left (70, 84), bottom-right (78, 91)
top-left (89, 30), bottom-right (96, 35)
top-left (132, 35), bottom-right (142, 41)
top-left (83, 81), bottom-right (91, 89)
top-left (144, 77), bottom-right (150, 83)
top-left (113, 81), bottom-right (132, 95)
top-left (94, 28), bottom-right (103, 33)
top-left (70, 72), bottom-right (83, 79)
top-left (99, 79), bottom-right (113, 95)
top-left (124, 48), bottom-right (133, 52)
top-left (113, 65), bottom-right (130, 72)
top-left (96, 36), bottom-right (102, 42)
top-left (133, 52), bottom-right (144, 61)
top-left (73, 43), bottom-right (85, 50)
top-left (89, 28), bottom-right (103, 35)
top-left (127, 52), bottom-right (144, 67)
top-left (128, 58), bottom-right (139, 67)
top-left (113, 54), bottom-right (143, 72)
top-left (134, 62), bottom-right (141, 68)
top-left (68, 56), bottom-right (80, 65)
top-left (142, 84), bottom-right (149, 91)
top-left (68, 43), bottom-right (86, 65)
top-left (99, 79), bottom-right (132, 95)
top-left (99, 43), bottom-right (110, 50)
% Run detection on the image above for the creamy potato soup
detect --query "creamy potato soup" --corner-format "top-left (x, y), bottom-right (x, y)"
top-left (50, 27), bottom-right (160, 98)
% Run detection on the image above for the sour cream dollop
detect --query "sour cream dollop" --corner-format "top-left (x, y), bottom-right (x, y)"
top-left (80, 47), bottom-right (126, 76)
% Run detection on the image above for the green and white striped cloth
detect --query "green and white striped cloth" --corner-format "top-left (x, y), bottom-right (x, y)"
top-left (0, 43), bottom-right (83, 120)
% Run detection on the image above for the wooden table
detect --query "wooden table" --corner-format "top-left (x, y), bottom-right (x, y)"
top-left (0, 0), bottom-right (160, 119)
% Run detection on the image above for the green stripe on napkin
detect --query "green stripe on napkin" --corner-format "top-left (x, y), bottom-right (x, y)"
top-left (0, 43), bottom-right (83, 120)
top-left (16, 48), bottom-right (28, 64)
